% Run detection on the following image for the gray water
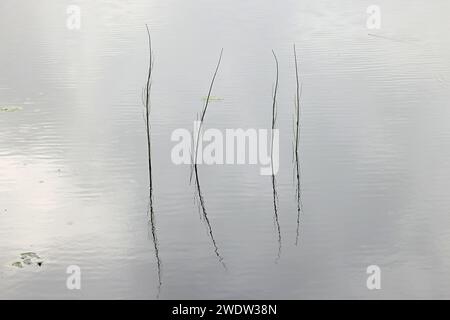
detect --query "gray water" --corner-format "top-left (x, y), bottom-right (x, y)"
top-left (1, 0), bottom-right (450, 299)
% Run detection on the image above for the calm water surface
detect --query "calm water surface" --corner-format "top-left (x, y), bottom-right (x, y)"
top-left (1, 0), bottom-right (450, 299)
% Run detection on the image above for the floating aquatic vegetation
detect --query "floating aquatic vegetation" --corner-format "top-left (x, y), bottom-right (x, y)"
top-left (23, 258), bottom-right (32, 265)
top-left (21, 252), bottom-right (41, 259)
top-left (11, 252), bottom-right (44, 268)
top-left (0, 106), bottom-right (23, 112)
top-left (201, 96), bottom-right (223, 102)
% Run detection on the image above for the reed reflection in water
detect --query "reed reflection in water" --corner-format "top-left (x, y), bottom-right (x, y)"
top-left (270, 50), bottom-right (282, 260)
top-left (143, 25), bottom-right (162, 295)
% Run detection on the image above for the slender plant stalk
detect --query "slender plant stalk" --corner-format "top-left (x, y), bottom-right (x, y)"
top-left (293, 44), bottom-right (303, 246)
top-left (271, 50), bottom-right (281, 260)
top-left (144, 24), bottom-right (162, 295)
top-left (144, 24), bottom-right (153, 199)
top-left (294, 45), bottom-right (300, 169)
top-left (194, 48), bottom-right (224, 166)
top-left (271, 50), bottom-right (279, 168)
top-left (192, 49), bottom-right (226, 269)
